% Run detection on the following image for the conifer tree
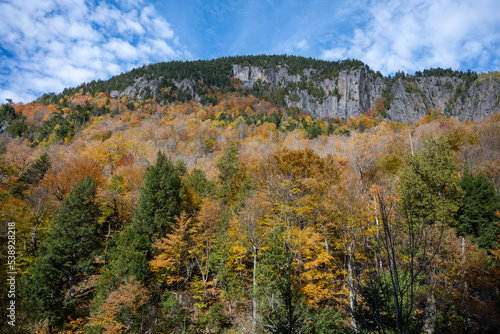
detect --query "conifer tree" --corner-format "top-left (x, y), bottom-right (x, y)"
top-left (357, 136), bottom-right (462, 333)
top-left (90, 152), bottom-right (183, 332)
top-left (10, 152), bottom-right (50, 197)
top-left (103, 151), bottom-right (183, 284)
top-left (456, 171), bottom-right (500, 250)
top-left (25, 176), bottom-right (101, 331)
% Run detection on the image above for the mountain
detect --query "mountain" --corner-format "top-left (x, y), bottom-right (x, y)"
top-left (46, 55), bottom-right (499, 123)
top-left (3, 55), bottom-right (500, 333)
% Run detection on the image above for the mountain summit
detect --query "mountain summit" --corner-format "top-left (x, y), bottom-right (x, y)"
top-left (50, 55), bottom-right (499, 123)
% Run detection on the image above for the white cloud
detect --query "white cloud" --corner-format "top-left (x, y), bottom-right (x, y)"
top-left (296, 40), bottom-right (309, 51)
top-left (321, 0), bottom-right (500, 75)
top-left (0, 0), bottom-right (191, 103)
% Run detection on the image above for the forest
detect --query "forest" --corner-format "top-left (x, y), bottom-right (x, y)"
top-left (0, 81), bottom-right (499, 333)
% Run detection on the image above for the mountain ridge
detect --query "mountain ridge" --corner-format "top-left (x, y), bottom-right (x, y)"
top-left (39, 55), bottom-right (500, 123)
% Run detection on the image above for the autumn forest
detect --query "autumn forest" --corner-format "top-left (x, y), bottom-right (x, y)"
top-left (1, 57), bottom-right (500, 334)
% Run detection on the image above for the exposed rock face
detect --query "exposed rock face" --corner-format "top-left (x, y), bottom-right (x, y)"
top-left (110, 77), bottom-right (163, 99)
top-left (232, 65), bottom-right (500, 122)
top-left (111, 64), bottom-right (500, 123)
top-left (0, 120), bottom-right (8, 134)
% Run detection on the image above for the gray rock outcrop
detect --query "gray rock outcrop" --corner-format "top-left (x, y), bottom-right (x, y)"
top-left (109, 64), bottom-right (500, 123)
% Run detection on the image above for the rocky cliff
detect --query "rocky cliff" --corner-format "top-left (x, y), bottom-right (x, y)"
top-left (230, 65), bottom-right (499, 122)
top-left (109, 61), bottom-right (499, 123)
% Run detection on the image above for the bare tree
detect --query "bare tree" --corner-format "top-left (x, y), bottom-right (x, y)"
top-left (355, 186), bottom-right (443, 334)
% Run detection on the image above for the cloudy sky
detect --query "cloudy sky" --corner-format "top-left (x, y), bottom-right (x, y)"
top-left (1, 0), bottom-right (499, 103)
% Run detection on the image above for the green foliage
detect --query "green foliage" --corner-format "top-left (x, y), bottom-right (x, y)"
top-left (380, 153), bottom-right (403, 175)
top-left (24, 176), bottom-right (101, 330)
top-left (456, 171), bottom-right (500, 250)
top-left (157, 292), bottom-right (189, 333)
top-left (0, 104), bottom-right (27, 138)
top-left (0, 103), bottom-right (16, 122)
top-left (134, 151), bottom-right (183, 237)
top-left (48, 55), bottom-right (367, 108)
top-left (185, 168), bottom-right (216, 198)
top-left (38, 113), bottom-right (72, 141)
top-left (414, 67), bottom-right (478, 82)
top-left (19, 153), bottom-right (51, 185)
top-left (306, 121), bottom-right (324, 139)
top-left (5, 54), bottom-right (499, 334)
top-left (6, 117), bottom-right (27, 138)
top-left (354, 273), bottom-right (424, 334)
top-left (91, 152), bottom-right (184, 328)
top-left (382, 80), bottom-right (395, 110)
top-left (108, 151), bottom-right (183, 282)
top-left (303, 308), bottom-right (350, 334)
top-left (399, 135), bottom-right (463, 226)
top-left (198, 302), bottom-right (231, 333)
top-left (269, 254), bottom-right (305, 334)
top-left (10, 152), bottom-right (51, 198)
top-left (216, 142), bottom-right (241, 205)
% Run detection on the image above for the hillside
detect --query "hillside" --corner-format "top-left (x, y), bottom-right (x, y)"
top-left (0, 55), bottom-right (499, 333)
top-left (38, 55), bottom-right (500, 123)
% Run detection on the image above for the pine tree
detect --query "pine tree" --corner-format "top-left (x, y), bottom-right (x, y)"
top-left (456, 171), bottom-right (500, 250)
top-left (101, 152), bottom-right (182, 285)
top-left (10, 152), bottom-right (51, 198)
top-left (24, 176), bottom-right (101, 331)
top-left (90, 152), bottom-right (183, 332)
top-left (270, 253), bottom-right (304, 334)
top-left (19, 153), bottom-right (51, 185)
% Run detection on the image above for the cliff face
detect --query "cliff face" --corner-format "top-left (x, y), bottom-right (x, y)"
top-left (230, 64), bottom-right (499, 122)
top-left (111, 64), bottom-right (499, 123)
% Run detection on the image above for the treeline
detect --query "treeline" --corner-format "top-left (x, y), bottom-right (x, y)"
top-left (0, 90), bottom-right (499, 333)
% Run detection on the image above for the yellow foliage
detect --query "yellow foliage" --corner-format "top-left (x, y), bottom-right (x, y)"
top-left (150, 214), bottom-right (192, 285)
top-left (84, 132), bottom-right (132, 172)
top-left (47, 133), bottom-right (58, 145)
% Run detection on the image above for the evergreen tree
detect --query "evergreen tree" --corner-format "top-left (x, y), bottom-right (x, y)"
top-left (90, 152), bottom-right (183, 332)
top-left (133, 151), bottom-right (182, 237)
top-left (25, 176), bottom-right (101, 331)
top-left (456, 171), bottom-right (500, 250)
top-left (186, 168), bottom-right (216, 198)
top-left (270, 254), bottom-right (304, 334)
top-left (102, 152), bottom-right (182, 284)
top-left (10, 152), bottom-right (51, 198)
top-left (19, 153), bottom-right (51, 185)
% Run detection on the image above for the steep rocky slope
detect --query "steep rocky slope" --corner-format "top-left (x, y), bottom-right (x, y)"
top-left (68, 56), bottom-right (499, 123)
top-left (229, 65), bottom-right (499, 122)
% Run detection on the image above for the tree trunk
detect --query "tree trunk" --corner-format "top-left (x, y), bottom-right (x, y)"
top-left (347, 246), bottom-right (357, 330)
top-left (253, 246), bottom-right (258, 333)
top-left (423, 292), bottom-right (436, 334)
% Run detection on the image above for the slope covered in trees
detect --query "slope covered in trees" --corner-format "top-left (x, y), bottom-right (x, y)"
top-left (0, 77), bottom-right (499, 334)
top-left (30, 55), bottom-right (497, 123)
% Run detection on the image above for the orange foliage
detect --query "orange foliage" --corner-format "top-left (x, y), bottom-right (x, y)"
top-left (88, 278), bottom-right (149, 333)
top-left (5, 140), bottom-right (34, 175)
top-left (41, 155), bottom-right (103, 201)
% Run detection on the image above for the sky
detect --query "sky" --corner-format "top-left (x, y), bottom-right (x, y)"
top-left (1, 0), bottom-right (499, 103)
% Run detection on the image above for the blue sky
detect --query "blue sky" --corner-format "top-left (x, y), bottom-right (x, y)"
top-left (1, 0), bottom-right (499, 103)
